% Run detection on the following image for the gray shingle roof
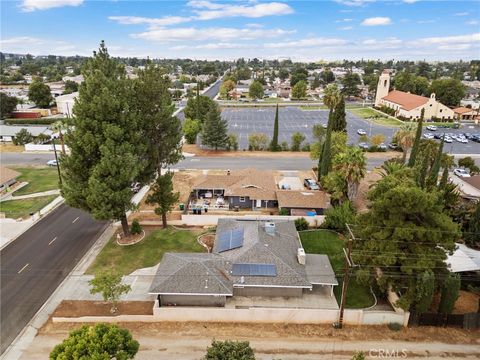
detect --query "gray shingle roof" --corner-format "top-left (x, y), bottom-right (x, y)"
top-left (148, 253), bottom-right (233, 295)
top-left (305, 254), bottom-right (338, 286)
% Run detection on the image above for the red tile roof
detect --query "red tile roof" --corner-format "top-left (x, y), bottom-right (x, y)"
top-left (382, 90), bottom-right (429, 111)
top-left (453, 107), bottom-right (474, 114)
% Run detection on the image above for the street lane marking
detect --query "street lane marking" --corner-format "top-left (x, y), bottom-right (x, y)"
top-left (18, 263), bottom-right (29, 274)
top-left (72, 217), bottom-right (79, 224)
top-left (48, 237), bottom-right (57, 246)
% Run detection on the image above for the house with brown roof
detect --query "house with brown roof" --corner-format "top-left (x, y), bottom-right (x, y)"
top-left (276, 190), bottom-right (330, 215)
top-left (374, 71), bottom-right (455, 121)
top-left (0, 166), bottom-right (20, 192)
top-left (453, 106), bottom-right (479, 121)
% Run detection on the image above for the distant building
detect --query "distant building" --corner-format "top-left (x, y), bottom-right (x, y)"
top-left (0, 125), bottom-right (52, 142)
top-left (55, 92), bottom-right (78, 117)
top-left (375, 71), bottom-right (454, 121)
top-left (453, 107), bottom-right (479, 122)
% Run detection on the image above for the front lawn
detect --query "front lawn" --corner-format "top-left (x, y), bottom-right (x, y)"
top-left (349, 107), bottom-right (404, 127)
top-left (0, 195), bottom-right (57, 219)
top-left (300, 229), bottom-right (375, 309)
top-left (87, 227), bottom-right (205, 275)
top-left (12, 167), bottom-right (59, 195)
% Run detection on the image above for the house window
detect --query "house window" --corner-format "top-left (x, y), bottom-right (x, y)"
top-left (239, 197), bottom-right (246, 202)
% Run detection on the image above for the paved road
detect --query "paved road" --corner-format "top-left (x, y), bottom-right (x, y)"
top-left (176, 78), bottom-right (223, 121)
top-left (0, 152), bottom-right (54, 166)
top-left (0, 204), bottom-right (107, 354)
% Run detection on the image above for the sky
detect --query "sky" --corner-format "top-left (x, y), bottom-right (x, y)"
top-left (1, 0), bottom-right (479, 61)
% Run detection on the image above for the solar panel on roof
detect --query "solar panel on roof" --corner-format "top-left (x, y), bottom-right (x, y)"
top-left (217, 227), bottom-right (244, 253)
top-left (232, 263), bottom-right (277, 276)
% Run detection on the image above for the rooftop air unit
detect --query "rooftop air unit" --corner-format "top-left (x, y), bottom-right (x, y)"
top-left (297, 248), bottom-right (306, 265)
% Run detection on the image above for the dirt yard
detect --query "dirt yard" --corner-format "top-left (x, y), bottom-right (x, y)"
top-left (430, 291), bottom-right (480, 314)
top-left (352, 170), bottom-right (382, 213)
top-left (52, 300), bottom-right (153, 317)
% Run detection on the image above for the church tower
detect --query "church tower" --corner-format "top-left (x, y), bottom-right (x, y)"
top-left (374, 70), bottom-right (391, 107)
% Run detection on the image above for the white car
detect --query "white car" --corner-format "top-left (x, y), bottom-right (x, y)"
top-left (47, 159), bottom-right (58, 166)
top-left (453, 168), bottom-right (471, 178)
top-left (423, 133), bottom-right (434, 139)
top-left (357, 129), bottom-right (367, 135)
top-left (426, 125), bottom-right (437, 131)
top-left (444, 136), bottom-right (453, 143)
top-left (456, 137), bottom-right (468, 143)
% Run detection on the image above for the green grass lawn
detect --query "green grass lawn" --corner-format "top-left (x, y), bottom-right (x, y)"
top-left (0, 195), bottom-right (57, 219)
top-left (87, 227), bottom-right (205, 276)
top-left (12, 167), bottom-right (59, 196)
top-left (349, 107), bottom-right (404, 127)
top-left (300, 105), bottom-right (329, 110)
top-left (300, 229), bottom-right (375, 309)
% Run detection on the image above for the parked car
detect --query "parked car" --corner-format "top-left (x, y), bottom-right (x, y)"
top-left (358, 142), bottom-right (369, 150)
top-left (423, 133), bottom-right (434, 139)
top-left (456, 136), bottom-right (468, 143)
top-left (388, 143), bottom-right (399, 150)
top-left (471, 134), bottom-right (480, 143)
top-left (433, 133), bottom-right (443, 139)
top-left (357, 129), bottom-right (367, 135)
top-left (426, 125), bottom-right (437, 131)
top-left (378, 143), bottom-right (387, 150)
top-left (47, 159), bottom-right (58, 166)
top-left (304, 178), bottom-right (320, 190)
top-left (131, 182), bottom-right (141, 193)
top-left (444, 136), bottom-right (453, 143)
top-left (322, 123), bottom-right (328, 129)
top-left (453, 168), bottom-right (471, 178)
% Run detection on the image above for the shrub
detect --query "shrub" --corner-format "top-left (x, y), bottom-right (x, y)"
top-left (351, 352), bottom-right (366, 360)
top-left (204, 339), bottom-right (255, 360)
top-left (323, 201), bottom-right (356, 233)
top-left (280, 141), bottom-right (289, 151)
top-left (12, 128), bottom-right (33, 145)
top-left (301, 143), bottom-right (311, 152)
top-left (248, 133), bottom-right (268, 151)
top-left (279, 208), bottom-right (289, 216)
top-left (226, 133), bottom-right (238, 151)
top-left (130, 219), bottom-right (142, 235)
top-left (183, 118), bottom-right (201, 144)
top-left (294, 217), bottom-right (309, 231)
top-left (291, 132), bottom-right (306, 151)
top-left (387, 322), bottom-right (402, 331)
top-left (6, 118), bottom-right (63, 125)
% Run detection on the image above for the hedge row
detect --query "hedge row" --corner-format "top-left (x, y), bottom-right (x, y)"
top-left (5, 118), bottom-right (66, 125)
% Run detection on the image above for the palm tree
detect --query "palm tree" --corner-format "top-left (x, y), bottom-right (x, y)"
top-left (378, 160), bottom-right (405, 177)
top-left (51, 120), bottom-right (68, 154)
top-left (333, 146), bottom-right (367, 201)
top-left (395, 122), bottom-right (416, 163)
top-left (323, 84), bottom-right (341, 110)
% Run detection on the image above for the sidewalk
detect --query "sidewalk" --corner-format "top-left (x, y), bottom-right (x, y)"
top-left (2, 189), bottom-right (60, 201)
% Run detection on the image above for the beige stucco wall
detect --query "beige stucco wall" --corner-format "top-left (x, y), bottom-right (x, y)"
top-left (380, 94), bottom-right (454, 121)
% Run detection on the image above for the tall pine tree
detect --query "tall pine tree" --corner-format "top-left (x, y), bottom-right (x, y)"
top-left (426, 135), bottom-right (444, 189)
top-left (318, 110), bottom-right (333, 179)
top-left (201, 103), bottom-right (229, 150)
top-left (331, 95), bottom-right (347, 132)
top-left (61, 41), bottom-right (144, 236)
top-left (408, 108), bottom-right (425, 167)
top-left (269, 103), bottom-right (280, 151)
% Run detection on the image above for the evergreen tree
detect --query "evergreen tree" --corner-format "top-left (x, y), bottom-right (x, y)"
top-left (414, 271), bottom-right (435, 314)
top-left (28, 79), bottom-right (53, 108)
top-left (318, 111), bottom-right (333, 179)
top-left (331, 95), bottom-right (347, 132)
top-left (438, 273), bottom-right (461, 315)
top-left (196, 84), bottom-right (200, 120)
top-left (465, 202), bottom-right (480, 247)
top-left (426, 135), bottom-right (444, 189)
top-left (61, 41), bottom-right (144, 236)
top-left (269, 104), bottom-right (280, 151)
top-left (408, 108), bottom-right (425, 167)
top-left (201, 103), bottom-right (229, 150)
top-left (146, 172), bottom-right (180, 228)
top-left (416, 155), bottom-right (429, 189)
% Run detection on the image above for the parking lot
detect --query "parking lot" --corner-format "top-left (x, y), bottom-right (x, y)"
top-left (220, 107), bottom-right (480, 155)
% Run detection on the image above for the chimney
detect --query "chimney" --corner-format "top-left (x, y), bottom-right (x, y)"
top-left (265, 222), bottom-right (275, 235)
top-left (297, 248), bottom-right (306, 265)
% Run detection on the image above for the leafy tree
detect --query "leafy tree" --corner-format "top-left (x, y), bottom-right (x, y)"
top-left (323, 84), bottom-right (341, 110)
top-left (320, 69), bottom-right (335, 84)
top-left (408, 108), bottom-right (425, 167)
top-left (201, 103), bottom-right (229, 150)
top-left (465, 202), bottom-right (480, 248)
top-left (226, 133), bottom-right (238, 151)
top-left (354, 181), bottom-right (460, 311)
top-left (28, 79), bottom-right (53, 108)
top-left (248, 80), bottom-right (264, 99)
top-left (291, 80), bottom-right (307, 99)
top-left (248, 133), bottom-right (268, 150)
top-left (438, 273), bottom-right (461, 315)
top-left (290, 132), bottom-right (306, 151)
top-left (414, 270), bottom-right (435, 314)
top-left (50, 324), bottom-right (139, 360)
top-left (34, 133), bottom-right (51, 144)
top-left (61, 41), bottom-right (144, 236)
top-left (0, 93), bottom-right (18, 119)
top-left (89, 271), bottom-right (131, 313)
top-left (269, 104), bottom-right (280, 151)
top-left (204, 339), bottom-right (255, 360)
top-left (290, 71), bottom-right (307, 87)
top-left (370, 133), bottom-right (386, 147)
top-left (341, 72), bottom-right (361, 97)
top-left (12, 128), bottom-right (33, 145)
top-left (330, 95), bottom-right (346, 132)
top-left (278, 68), bottom-right (289, 81)
top-left (458, 156), bottom-right (480, 174)
top-left (183, 118), bottom-right (201, 144)
top-left (311, 75), bottom-right (320, 90)
top-left (294, 217), bottom-right (309, 231)
top-left (146, 172), bottom-right (180, 228)
top-left (332, 146), bottom-right (366, 201)
top-left (323, 201), bottom-right (356, 233)
top-left (429, 78), bottom-right (466, 107)
top-left (219, 79), bottom-right (235, 99)
top-left (184, 95), bottom-right (215, 123)
top-left (414, 76), bottom-right (430, 96)
top-left (63, 80), bottom-right (78, 94)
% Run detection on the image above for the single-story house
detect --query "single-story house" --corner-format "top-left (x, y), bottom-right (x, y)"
top-left (453, 107), bottom-right (479, 121)
top-left (55, 92), bottom-right (78, 117)
top-left (149, 219), bottom-right (338, 307)
top-left (450, 175), bottom-right (480, 200)
top-left (446, 243), bottom-right (480, 273)
top-left (0, 125), bottom-right (52, 143)
top-left (276, 190), bottom-right (330, 215)
top-left (0, 166), bottom-right (20, 191)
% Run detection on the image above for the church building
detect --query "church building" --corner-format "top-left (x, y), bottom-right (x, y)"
top-left (374, 70), bottom-right (455, 121)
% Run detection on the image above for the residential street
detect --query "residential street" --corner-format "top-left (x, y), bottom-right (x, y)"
top-left (0, 204), bottom-right (107, 354)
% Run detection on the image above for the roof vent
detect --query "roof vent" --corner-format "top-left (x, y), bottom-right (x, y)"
top-left (240, 276), bottom-right (245, 284)
top-left (297, 248), bottom-right (306, 265)
top-left (265, 222), bottom-right (275, 235)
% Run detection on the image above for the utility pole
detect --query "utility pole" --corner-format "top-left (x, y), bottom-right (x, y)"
top-left (337, 223), bottom-right (354, 329)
